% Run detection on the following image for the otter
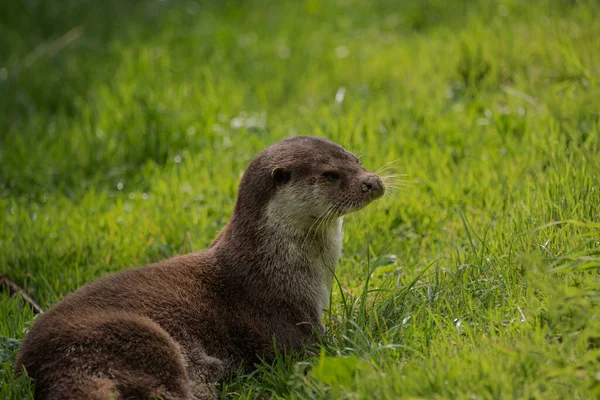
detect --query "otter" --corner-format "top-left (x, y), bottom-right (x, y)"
top-left (15, 136), bottom-right (385, 400)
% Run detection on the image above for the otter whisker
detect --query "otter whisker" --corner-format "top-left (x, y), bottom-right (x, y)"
top-left (304, 204), bottom-right (335, 248)
top-left (381, 176), bottom-right (413, 180)
top-left (379, 172), bottom-right (410, 176)
top-left (382, 188), bottom-right (405, 199)
top-left (382, 182), bottom-right (413, 190)
top-left (382, 179), bottom-right (415, 184)
top-left (384, 186), bottom-right (407, 194)
top-left (383, 183), bottom-right (410, 193)
top-left (379, 175), bottom-right (413, 182)
top-left (307, 202), bottom-right (339, 245)
top-left (379, 175), bottom-right (412, 184)
top-left (317, 201), bottom-right (344, 241)
top-left (373, 168), bottom-right (400, 177)
top-left (374, 159), bottom-right (402, 174)
top-left (378, 174), bottom-right (410, 180)
top-left (349, 210), bottom-right (361, 232)
top-left (385, 183), bottom-right (414, 191)
top-left (312, 208), bottom-right (332, 239)
top-left (314, 203), bottom-right (340, 241)
top-left (381, 181), bottom-right (413, 189)
top-left (380, 179), bottom-right (415, 188)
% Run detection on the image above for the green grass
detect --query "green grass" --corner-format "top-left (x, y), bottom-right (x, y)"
top-left (1, 0), bottom-right (599, 398)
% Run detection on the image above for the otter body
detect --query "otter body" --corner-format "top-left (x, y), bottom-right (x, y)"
top-left (16, 136), bottom-right (384, 400)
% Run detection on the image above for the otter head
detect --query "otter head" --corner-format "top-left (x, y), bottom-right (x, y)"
top-left (233, 136), bottom-right (384, 233)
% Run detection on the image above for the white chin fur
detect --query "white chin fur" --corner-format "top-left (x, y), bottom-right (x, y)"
top-left (265, 188), bottom-right (344, 317)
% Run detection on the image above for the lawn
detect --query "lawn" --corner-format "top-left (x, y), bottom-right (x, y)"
top-left (1, 0), bottom-right (599, 398)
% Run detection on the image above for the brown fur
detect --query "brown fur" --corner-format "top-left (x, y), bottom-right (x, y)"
top-left (15, 136), bottom-right (384, 399)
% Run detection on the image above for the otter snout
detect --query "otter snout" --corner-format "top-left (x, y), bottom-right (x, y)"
top-left (362, 175), bottom-right (384, 199)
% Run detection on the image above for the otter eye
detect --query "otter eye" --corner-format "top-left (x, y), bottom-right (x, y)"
top-left (323, 171), bottom-right (340, 181)
top-left (271, 167), bottom-right (291, 184)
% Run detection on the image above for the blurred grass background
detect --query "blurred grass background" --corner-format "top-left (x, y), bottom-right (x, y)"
top-left (1, 0), bottom-right (599, 398)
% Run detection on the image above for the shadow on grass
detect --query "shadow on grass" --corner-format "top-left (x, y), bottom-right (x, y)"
top-left (0, 0), bottom-right (205, 198)
top-left (0, 0), bottom-right (193, 119)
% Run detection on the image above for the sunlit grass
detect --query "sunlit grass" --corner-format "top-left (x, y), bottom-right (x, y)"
top-left (1, 0), bottom-right (599, 399)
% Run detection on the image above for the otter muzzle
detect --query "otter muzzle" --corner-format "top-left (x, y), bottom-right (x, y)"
top-left (362, 175), bottom-right (384, 199)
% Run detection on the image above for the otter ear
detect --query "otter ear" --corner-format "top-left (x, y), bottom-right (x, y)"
top-left (271, 167), bottom-right (291, 184)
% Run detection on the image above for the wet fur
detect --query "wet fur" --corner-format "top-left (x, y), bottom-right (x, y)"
top-left (15, 136), bottom-right (384, 400)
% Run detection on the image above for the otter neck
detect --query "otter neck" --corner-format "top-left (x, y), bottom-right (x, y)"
top-left (213, 207), bottom-right (343, 320)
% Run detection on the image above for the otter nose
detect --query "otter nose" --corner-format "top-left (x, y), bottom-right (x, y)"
top-left (362, 175), bottom-right (384, 197)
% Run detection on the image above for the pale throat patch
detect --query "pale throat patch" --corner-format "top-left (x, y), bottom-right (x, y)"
top-left (317, 217), bottom-right (343, 314)
top-left (265, 188), bottom-right (345, 317)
